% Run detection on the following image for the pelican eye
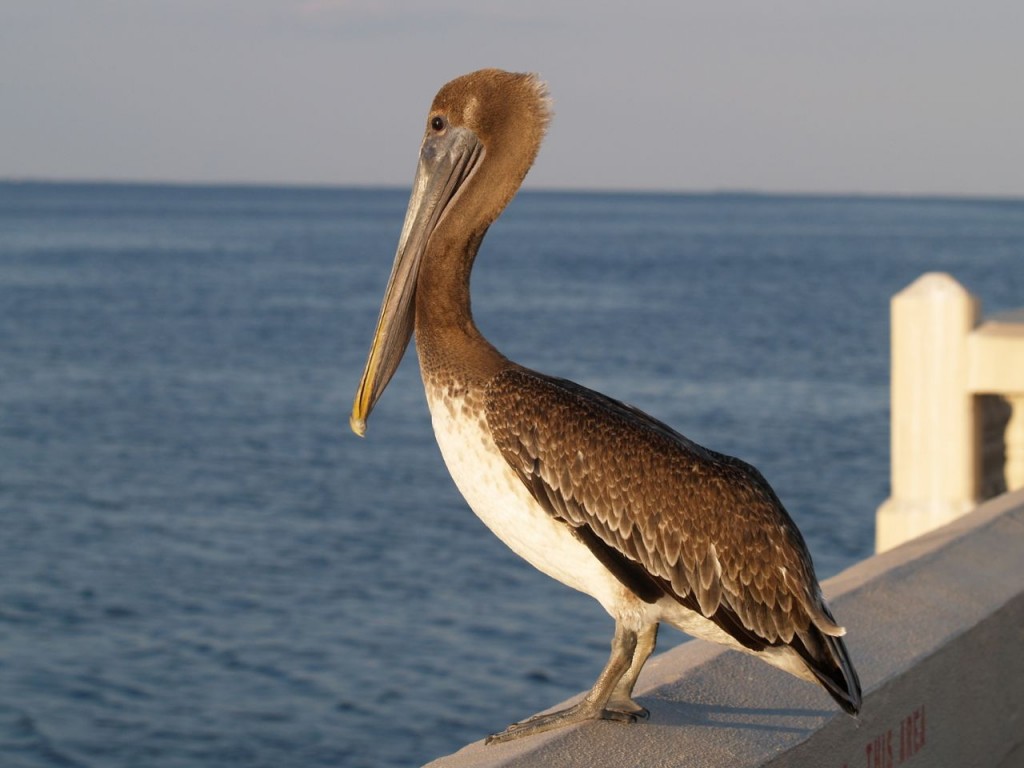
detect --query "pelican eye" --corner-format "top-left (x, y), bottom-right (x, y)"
top-left (430, 116), bottom-right (445, 131)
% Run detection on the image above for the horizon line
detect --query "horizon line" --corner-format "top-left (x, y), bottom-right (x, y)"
top-left (2, 175), bottom-right (1023, 204)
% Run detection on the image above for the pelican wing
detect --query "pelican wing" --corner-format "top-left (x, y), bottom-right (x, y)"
top-left (485, 367), bottom-right (843, 647)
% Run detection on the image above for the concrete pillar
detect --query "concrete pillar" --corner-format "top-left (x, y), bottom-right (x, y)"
top-left (875, 273), bottom-right (981, 553)
top-left (1004, 395), bottom-right (1024, 491)
top-left (967, 310), bottom-right (1024, 495)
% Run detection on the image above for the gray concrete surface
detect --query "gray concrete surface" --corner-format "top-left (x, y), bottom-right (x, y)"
top-left (424, 488), bottom-right (1024, 768)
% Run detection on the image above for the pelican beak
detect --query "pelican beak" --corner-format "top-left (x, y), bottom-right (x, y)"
top-left (350, 125), bottom-right (484, 436)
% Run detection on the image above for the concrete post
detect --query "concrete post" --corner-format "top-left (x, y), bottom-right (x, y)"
top-left (967, 309), bottom-right (1024, 494)
top-left (1005, 395), bottom-right (1024, 490)
top-left (875, 273), bottom-right (981, 553)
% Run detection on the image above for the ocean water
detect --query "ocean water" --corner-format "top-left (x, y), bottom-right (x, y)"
top-left (1, 181), bottom-right (1022, 767)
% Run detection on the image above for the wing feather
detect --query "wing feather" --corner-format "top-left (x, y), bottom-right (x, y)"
top-left (485, 366), bottom-right (840, 647)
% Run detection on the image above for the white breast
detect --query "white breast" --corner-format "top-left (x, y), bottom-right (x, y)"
top-left (425, 385), bottom-right (627, 615)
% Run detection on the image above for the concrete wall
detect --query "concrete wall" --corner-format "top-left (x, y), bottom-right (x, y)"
top-left (424, 488), bottom-right (1024, 768)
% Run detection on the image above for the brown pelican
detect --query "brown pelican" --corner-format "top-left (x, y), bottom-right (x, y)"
top-left (351, 69), bottom-right (861, 743)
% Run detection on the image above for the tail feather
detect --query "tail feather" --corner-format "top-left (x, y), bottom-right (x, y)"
top-left (793, 626), bottom-right (862, 716)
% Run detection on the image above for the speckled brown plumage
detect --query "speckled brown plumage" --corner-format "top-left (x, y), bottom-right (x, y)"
top-left (485, 366), bottom-right (861, 712)
top-left (487, 367), bottom-right (833, 639)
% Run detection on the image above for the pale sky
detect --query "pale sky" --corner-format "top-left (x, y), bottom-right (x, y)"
top-left (2, 0), bottom-right (1023, 196)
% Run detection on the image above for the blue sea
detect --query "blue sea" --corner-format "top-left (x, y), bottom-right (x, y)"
top-left (1, 181), bottom-right (1022, 767)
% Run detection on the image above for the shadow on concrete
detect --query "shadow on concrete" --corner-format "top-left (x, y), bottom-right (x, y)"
top-left (643, 697), bottom-right (832, 735)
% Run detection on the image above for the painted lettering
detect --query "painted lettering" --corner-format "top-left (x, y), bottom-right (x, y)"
top-left (860, 704), bottom-right (927, 768)
top-left (866, 729), bottom-right (894, 768)
top-left (898, 705), bottom-right (926, 762)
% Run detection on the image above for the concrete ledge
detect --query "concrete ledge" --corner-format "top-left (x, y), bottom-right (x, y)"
top-left (425, 488), bottom-right (1024, 768)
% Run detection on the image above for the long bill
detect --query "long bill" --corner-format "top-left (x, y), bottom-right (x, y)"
top-left (350, 125), bottom-right (484, 436)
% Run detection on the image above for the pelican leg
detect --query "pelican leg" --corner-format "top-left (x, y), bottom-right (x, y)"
top-left (606, 622), bottom-right (658, 719)
top-left (486, 621), bottom-right (640, 745)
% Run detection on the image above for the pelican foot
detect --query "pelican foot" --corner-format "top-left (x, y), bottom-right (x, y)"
top-left (606, 697), bottom-right (649, 720)
top-left (485, 701), bottom-right (640, 745)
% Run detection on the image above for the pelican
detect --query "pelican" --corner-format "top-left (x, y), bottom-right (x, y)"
top-left (351, 69), bottom-right (861, 743)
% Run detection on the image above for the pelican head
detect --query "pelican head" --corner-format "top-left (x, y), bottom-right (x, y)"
top-left (351, 69), bottom-right (551, 436)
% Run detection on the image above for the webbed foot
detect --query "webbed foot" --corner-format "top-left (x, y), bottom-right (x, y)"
top-left (485, 700), bottom-right (640, 744)
top-left (485, 621), bottom-right (656, 745)
top-left (606, 696), bottom-right (649, 720)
